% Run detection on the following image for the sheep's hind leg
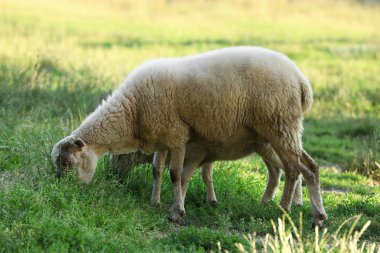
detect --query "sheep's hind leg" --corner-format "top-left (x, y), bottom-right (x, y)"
top-left (299, 150), bottom-right (327, 228)
top-left (260, 161), bottom-right (303, 206)
top-left (180, 144), bottom-right (210, 204)
top-left (292, 175), bottom-right (303, 206)
top-left (272, 147), bottom-right (301, 213)
top-left (201, 163), bottom-right (217, 207)
top-left (181, 162), bottom-right (217, 207)
top-left (181, 159), bottom-right (203, 201)
top-left (257, 143), bottom-right (303, 206)
top-left (273, 147), bottom-right (327, 228)
top-left (151, 150), bottom-right (168, 207)
top-left (261, 161), bottom-right (281, 204)
top-left (168, 147), bottom-right (186, 222)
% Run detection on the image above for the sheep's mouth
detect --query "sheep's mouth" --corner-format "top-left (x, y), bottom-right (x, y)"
top-left (56, 164), bottom-right (72, 178)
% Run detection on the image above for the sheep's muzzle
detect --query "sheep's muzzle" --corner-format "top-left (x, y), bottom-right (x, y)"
top-left (56, 162), bottom-right (72, 178)
top-left (56, 164), bottom-right (64, 179)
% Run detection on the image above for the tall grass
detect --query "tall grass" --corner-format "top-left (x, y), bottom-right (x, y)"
top-left (231, 214), bottom-right (379, 253)
top-left (353, 130), bottom-right (380, 180)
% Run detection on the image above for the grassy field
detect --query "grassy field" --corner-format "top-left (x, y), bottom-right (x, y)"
top-left (0, 0), bottom-right (379, 252)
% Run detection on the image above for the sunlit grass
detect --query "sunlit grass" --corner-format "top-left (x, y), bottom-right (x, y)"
top-left (233, 214), bottom-right (380, 253)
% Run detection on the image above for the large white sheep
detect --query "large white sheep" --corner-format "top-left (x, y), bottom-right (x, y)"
top-left (51, 46), bottom-right (327, 227)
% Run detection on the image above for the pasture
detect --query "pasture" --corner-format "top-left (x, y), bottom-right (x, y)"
top-left (0, 0), bottom-right (379, 251)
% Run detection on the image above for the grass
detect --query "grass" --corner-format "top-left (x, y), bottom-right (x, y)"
top-left (0, 0), bottom-right (379, 252)
top-left (233, 214), bottom-right (379, 253)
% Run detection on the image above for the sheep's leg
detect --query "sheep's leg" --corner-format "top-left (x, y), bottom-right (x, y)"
top-left (179, 143), bottom-right (208, 202)
top-left (258, 144), bottom-right (303, 206)
top-left (168, 147), bottom-right (186, 222)
top-left (271, 147), bottom-right (301, 213)
top-left (201, 163), bottom-right (217, 206)
top-left (273, 147), bottom-right (327, 227)
top-left (299, 150), bottom-right (327, 228)
top-left (260, 162), bottom-right (303, 205)
top-left (181, 162), bottom-right (217, 207)
top-left (181, 161), bottom-right (217, 207)
top-left (261, 160), bottom-right (281, 204)
top-left (181, 160), bottom-right (201, 200)
top-left (151, 150), bottom-right (168, 207)
top-left (281, 169), bottom-right (300, 212)
top-left (292, 175), bottom-right (303, 206)
top-left (180, 148), bottom-right (209, 203)
top-left (255, 144), bottom-right (283, 204)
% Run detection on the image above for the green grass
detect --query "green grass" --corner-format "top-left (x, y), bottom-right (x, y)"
top-left (0, 0), bottom-right (379, 252)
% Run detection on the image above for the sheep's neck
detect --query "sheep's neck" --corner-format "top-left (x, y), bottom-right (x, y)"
top-left (71, 92), bottom-right (138, 155)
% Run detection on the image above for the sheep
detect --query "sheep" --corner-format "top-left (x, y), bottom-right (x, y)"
top-left (51, 46), bottom-right (327, 227)
top-left (150, 131), bottom-right (304, 208)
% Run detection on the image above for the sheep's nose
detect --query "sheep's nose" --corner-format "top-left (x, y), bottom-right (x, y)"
top-left (56, 165), bottom-right (63, 179)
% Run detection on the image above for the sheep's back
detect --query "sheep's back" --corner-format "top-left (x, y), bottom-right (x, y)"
top-left (127, 47), bottom-right (309, 151)
top-left (170, 47), bottom-right (306, 143)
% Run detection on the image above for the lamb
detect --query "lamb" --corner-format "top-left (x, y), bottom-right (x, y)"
top-left (151, 130), bottom-right (304, 209)
top-left (51, 46), bottom-right (327, 227)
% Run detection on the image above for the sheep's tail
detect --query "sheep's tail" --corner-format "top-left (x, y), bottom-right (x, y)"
top-left (299, 77), bottom-right (313, 113)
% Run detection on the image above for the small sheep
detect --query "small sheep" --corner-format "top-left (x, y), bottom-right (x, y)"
top-left (151, 130), bottom-right (304, 208)
top-left (52, 46), bottom-right (327, 227)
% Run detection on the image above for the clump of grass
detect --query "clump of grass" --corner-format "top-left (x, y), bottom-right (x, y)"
top-left (229, 213), bottom-right (379, 253)
top-left (165, 227), bottom-right (246, 252)
top-left (353, 130), bottom-right (380, 180)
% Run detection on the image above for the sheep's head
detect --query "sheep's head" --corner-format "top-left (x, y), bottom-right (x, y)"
top-left (51, 137), bottom-right (98, 184)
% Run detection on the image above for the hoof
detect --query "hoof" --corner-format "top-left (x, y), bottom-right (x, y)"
top-left (292, 200), bottom-right (303, 206)
top-left (168, 213), bottom-right (182, 223)
top-left (207, 200), bottom-right (218, 208)
top-left (261, 198), bottom-right (275, 205)
top-left (280, 203), bottom-right (291, 213)
top-left (168, 208), bottom-right (186, 223)
top-left (260, 196), bottom-right (273, 205)
top-left (150, 200), bottom-right (161, 208)
top-left (170, 204), bottom-right (186, 216)
top-left (312, 213), bottom-right (328, 229)
top-left (312, 222), bottom-right (324, 229)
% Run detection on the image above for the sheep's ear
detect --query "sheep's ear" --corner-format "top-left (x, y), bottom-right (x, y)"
top-left (73, 138), bottom-right (85, 149)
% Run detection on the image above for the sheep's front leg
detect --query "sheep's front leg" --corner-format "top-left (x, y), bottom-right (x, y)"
top-left (151, 150), bottom-right (168, 207)
top-left (168, 147), bottom-right (186, 222)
